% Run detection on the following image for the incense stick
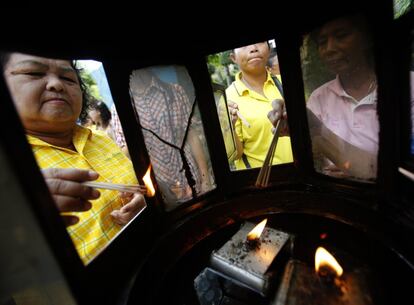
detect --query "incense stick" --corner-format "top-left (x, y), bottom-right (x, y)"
top-left (236, 110), bottom-right (251, 128)
top-left (255, 119), bottom-right (283, 187)
top-left (82, 181), bottom-right (147, 194)
top-left (398, 167), bottom-right (414, 182)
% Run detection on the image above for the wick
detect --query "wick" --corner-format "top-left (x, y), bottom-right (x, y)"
top-left (245, 237), bottom-right (261, 250)
top-left (317, 266), bottom-right (344, 295)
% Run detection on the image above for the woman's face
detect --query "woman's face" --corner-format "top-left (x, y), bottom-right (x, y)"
top-left (231, 42), bottom-right (270, 74)
top-left (88, 109), bottom-right (106, 130)
top-left (316, 18), bottom-right (371, 75)
top-left (3, 53), bottom-right (82, 134)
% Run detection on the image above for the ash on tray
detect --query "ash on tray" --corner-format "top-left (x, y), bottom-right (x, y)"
top-left (208, 222), bottom-right (292, 296)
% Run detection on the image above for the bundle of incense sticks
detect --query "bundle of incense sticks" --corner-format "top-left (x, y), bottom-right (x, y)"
top-left (255, 119), bottom-right (284, 187)
top-left (82, 181), bottom-right (147, 194)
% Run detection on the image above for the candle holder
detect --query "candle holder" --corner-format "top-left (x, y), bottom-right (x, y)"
top-left (272, 259), bottom-right (374, 305)
top-left (194, 221), bottom-right (292, 304)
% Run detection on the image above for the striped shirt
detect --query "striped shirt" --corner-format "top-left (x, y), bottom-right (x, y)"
top-left (28, 125), bottom-right (138, 264)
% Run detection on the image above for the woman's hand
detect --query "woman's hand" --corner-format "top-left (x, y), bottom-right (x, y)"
top-left (110, 192), bottom-right (146, 225)
top-left (42, 168), bottom-right (100, 227)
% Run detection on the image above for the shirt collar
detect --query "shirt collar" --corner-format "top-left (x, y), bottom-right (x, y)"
top-left (328, 75), bottom-right (377, 105)
top-left (233, 71), bottom-right (274, 96)
top-left (27, 125), bottom-right (92, 153)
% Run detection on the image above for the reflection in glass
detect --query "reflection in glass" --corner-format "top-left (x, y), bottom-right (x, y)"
top-left (206, 40), bottom-right (293, 171)
top-left (129, 66), bottom-right (216, 210)
top-left (2, 52), bottom-right (145, 265)
top-left (301, 14), bottom-right (378, 181)
top-left (393, 0), bottom-right (413, 19)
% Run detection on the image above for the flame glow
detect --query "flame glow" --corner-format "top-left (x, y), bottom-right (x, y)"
top-left (343, 161), bottom-right (351, 170)
top-left (315, 247), bottom-right (343, 277)
top-left (247, 219), bottom-right (267, 240)
top-left (143, 165), bottom-right (155, 197)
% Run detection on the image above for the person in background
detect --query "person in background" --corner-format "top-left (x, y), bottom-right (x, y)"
top-left (82, 98), bottom-right (116, 141)
top-left (267, 50), bottom-right (284, 97)
top-left (2, 52), bottom-right (146, 264)
top-left (226, 41), bottom-right (293, 170)
top-left (110, 68), bottom-right (213, 208)
top-left (306, 14), bottom-right (379, 180)
top-left (109, 104), bottom-right (130, 158)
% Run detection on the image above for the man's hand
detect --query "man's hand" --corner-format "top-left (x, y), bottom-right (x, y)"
top-left (110, 193), bottom-right (146, 225)
top-left (228, 100), bottom-right (240, 126)
top-left (268, 99), bottom-right (289, 135)
top-left (42, 168), bottom-right (100, 227)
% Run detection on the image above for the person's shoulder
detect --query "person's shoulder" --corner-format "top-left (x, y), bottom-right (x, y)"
top-left (91, 129), bottom-right (109, 137)
top-left (225, 81), bottom-right (237, 94)
top-left (163, 81), bottom-right (189, 99)
top-left (309, 79), bottom-right (337, 100)
top-left (168, 82), bottom-right (184, 91)
top-left (87, 127), bottom-right (116, 144)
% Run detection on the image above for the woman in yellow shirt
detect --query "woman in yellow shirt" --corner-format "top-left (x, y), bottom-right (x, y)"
top-left (2, 52), bottom-right (145, 264)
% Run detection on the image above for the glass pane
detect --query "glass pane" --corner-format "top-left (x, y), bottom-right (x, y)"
top-left (206, 40), bottom-right (293, 171)
top-left (411, 30), bottom-right (414, 155)
top-left (393, 0), bottom-right (413, 19)
top-left (129, 66), bottom-right (216, 211)
top-left (2, 52), bottom-right (146, 265)
top-left (212, 83), bottom-right (237, 168)
top-left (301, 14), bottom-right (378, 181)
top-left (77, 60), bottom-right (132, 157)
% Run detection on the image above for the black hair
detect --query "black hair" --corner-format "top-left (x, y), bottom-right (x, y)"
top-left (310, 13), bottom-right (372, 46)
top-left (71, 60), bottom-right (93, 123)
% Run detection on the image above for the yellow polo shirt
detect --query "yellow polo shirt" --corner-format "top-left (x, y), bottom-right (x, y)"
top-left (225, 72), bottom-right (293, 170)
top-left (27, 125), bottom-right (139, 264)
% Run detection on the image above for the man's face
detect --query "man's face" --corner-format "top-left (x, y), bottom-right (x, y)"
top-left (316, 18), bottom-right (370, 75)
top-left (3, 53), bottom-right (82, 134)
top-left (231, 42), bottom-right (270, 74)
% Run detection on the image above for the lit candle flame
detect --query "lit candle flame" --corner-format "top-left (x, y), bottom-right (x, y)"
top-left (143, 165), bottom-right (155, 197)
top-left (315, 247), bottom-right (343, 277)
top-left (247, 219), bottom-right (267, 241)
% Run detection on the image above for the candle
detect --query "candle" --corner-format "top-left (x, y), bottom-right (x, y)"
top-left (272, 248), bottom-right (373, 305)
top-left (315, 246), bottom-right (343, 285)
top-left (210, 220), bottom-right (291, 296)
top-left (246, 218), bottom-right (267, 250)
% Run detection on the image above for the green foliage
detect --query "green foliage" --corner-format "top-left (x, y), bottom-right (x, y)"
top-left (79, 70), bottom-right (102, 100)
top-left (206, 50), bottom-right (238, 87)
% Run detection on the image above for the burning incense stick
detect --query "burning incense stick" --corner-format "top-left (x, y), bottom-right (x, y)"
top-left (255, 119), bottom-right (284, 187)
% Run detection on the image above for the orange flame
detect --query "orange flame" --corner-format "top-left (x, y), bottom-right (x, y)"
top-left (315, 247), bottom-right (343, 277)
top-left (247, 219), bottom-right (267, 241)
top-left (143, 165), bottom-right (155, 197)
